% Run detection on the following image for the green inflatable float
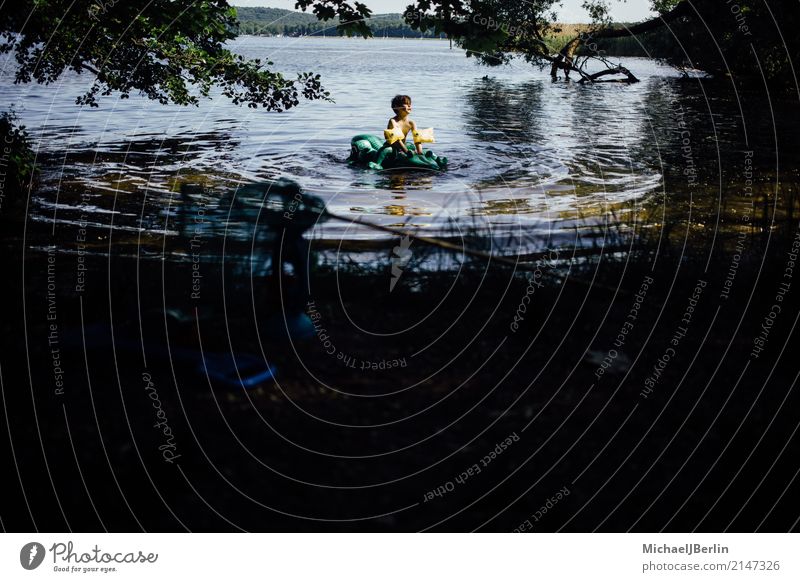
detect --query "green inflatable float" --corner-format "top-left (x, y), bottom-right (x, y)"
top-left (347, 134), bottom-right (448, 171)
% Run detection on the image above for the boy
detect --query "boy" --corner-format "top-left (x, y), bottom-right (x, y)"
top-left (371, 95), bottom-right (435, 169)
top-left (385, 94), bottom-right (424, 156)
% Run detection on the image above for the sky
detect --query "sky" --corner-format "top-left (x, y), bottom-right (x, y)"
top-left (233, 0), bottom-right (656, 22)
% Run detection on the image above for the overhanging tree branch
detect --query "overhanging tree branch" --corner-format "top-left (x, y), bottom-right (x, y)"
top-left (550, 1), bottom-right (691, 81)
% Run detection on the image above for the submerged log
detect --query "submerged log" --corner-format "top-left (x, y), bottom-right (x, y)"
top-left (579, 65), bottom-right (640, 84)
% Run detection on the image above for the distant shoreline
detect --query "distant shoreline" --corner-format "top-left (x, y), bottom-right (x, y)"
top-left (235, 34), bottom-right (451, 40)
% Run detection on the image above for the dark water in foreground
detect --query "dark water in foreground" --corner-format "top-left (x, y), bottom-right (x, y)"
top-left (3, 36), bottom-right (797, 259)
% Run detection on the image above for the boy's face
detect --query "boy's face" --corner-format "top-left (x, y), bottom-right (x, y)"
top-left (394, 102), bottom-right (412, 116)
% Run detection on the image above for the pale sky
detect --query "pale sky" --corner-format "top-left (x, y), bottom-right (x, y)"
top-left (233, 0), bottom-right (656, 22)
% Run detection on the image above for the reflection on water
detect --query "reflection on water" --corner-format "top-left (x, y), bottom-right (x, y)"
top-left (3, 37), bottom-right (798, 260)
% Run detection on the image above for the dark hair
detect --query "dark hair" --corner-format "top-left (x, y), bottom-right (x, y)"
top-left (391, 95), bottom-right (412, 109)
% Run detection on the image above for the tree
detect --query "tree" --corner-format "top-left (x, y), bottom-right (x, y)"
top-left (398, 0), bottom-right (799, 85)
top-left (0, 112), bottom-right (34, 206)
top-left (398, 0), bottom-right (629, 79)
top-left (0, 0), bottom-right (372, 111)
top-left (645, 0), bottom-right (799, 84)
top-left (0, 1), bottom-right (378, 201)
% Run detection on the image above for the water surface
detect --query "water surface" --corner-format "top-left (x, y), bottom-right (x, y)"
top-left (2, 36), bottom-right (794, 257)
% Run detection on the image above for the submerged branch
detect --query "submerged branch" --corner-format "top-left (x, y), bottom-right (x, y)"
top-left (578, 65), bottom-right (640, 84)
top-left (550, 0), bottom-right (691, 82)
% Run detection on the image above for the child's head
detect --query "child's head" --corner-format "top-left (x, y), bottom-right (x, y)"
top-left (391, 94), bottom-right (412, 115)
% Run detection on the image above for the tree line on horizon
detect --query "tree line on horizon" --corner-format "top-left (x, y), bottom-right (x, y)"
top-left (233, 6), bottom-right (445, 38)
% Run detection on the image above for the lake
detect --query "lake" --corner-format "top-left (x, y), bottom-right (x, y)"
top-left (2, 36), bottom-right (795, 257)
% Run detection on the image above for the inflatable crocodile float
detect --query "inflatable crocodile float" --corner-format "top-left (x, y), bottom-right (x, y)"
top-left (347, 133), bottom-right (448, 171)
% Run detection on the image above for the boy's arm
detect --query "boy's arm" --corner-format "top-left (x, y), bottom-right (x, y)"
top-left (410, 121), bottom-right (423, 154)
top-left (387, 119), bottom-right (410, 153)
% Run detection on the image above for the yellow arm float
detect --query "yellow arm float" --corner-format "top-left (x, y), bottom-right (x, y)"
top-left (383, 126), bottom-right (405, 144)
top-left (413, 127), bottom-right (435, 144)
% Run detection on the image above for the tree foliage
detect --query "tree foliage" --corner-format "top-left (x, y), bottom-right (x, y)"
top-left (398, 0), bottom-right (799, 85)
top-left (233, 7), bottom-right (443, 38)
top-left (0, 1), bottom-right (366, 110)
top-left (649, 1), bottom-right (800, 84)
top-left (294, 0), bottom-right (372, 38)
top-left (0, 112), bottom-right (35, 204)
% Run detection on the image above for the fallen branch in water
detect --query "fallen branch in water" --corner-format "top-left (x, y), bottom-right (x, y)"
top-left (549, 1), bottom-right (691, 83)
top-left (579, 65), bottom-right (640, 84)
